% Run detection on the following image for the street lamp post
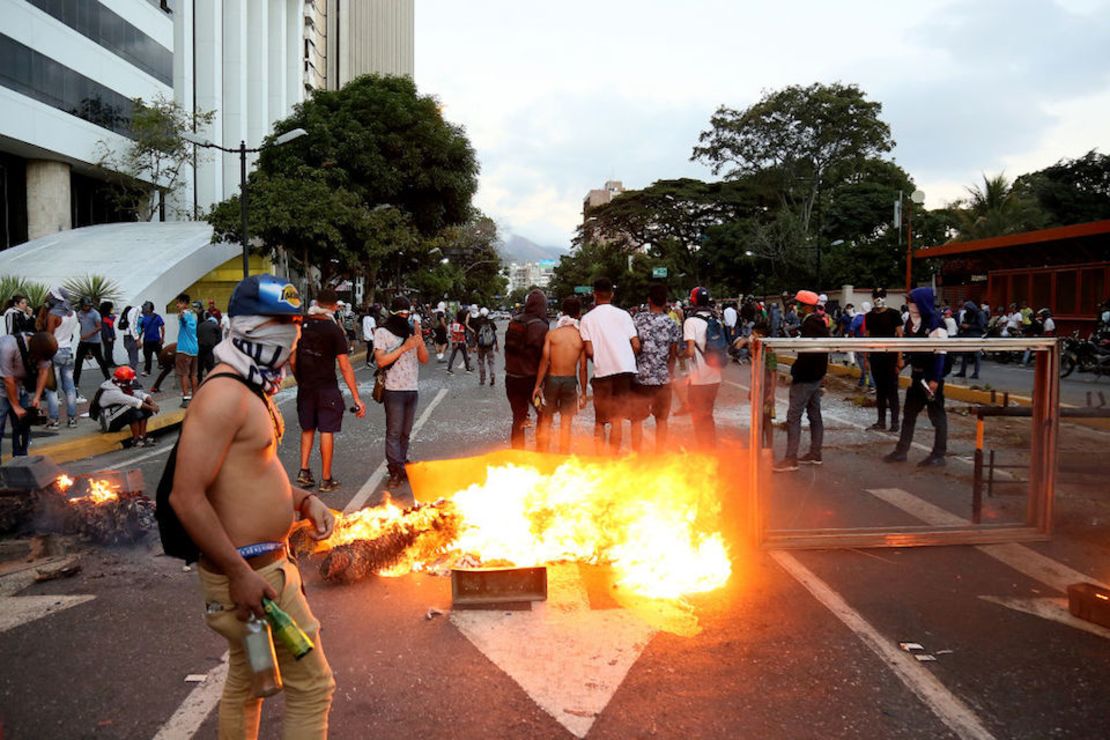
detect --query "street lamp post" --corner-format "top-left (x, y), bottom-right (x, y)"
top-left (904, 189), bottom-right (926, 294)
top-left (182, 127), bottom-right (308, 278)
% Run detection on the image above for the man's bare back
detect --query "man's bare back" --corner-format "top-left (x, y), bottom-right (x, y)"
top-left (546, 325), bottom-right (584, 376)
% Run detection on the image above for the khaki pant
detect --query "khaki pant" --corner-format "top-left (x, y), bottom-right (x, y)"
top-left (198, 558), bottom-right (335, 739)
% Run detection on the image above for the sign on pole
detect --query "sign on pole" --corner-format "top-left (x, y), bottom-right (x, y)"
top-left (652, 267), bottom-right (668, 278)
top-left (893, 198), bottom-right (902, 229)
top-left (574, 285), bottom-right (592, 295)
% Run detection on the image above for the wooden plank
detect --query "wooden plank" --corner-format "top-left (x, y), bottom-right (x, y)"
top-left (763, 527), bottom-right (1048, 550)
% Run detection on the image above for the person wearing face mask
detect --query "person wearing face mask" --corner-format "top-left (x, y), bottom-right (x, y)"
top-left (374, 295), bottom-right (430, 489)
top-left (866, 289), bottom-right (903, 432)
top-left (166, 274), bottom-right (336, 739)
top-left (884, 287), bottom-right (949, 467)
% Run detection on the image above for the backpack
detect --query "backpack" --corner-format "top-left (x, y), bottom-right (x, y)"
top-left (117, 307), bottom-right (132, 332)
top-left (477, 321), bottom-right (496, 349)
top-left (449, 321), bottom-right (466, 344)
top-left (88, 388), bottom-right (106, 422)
top-left (504, 315), bottom-right (542, 356)
top-left (155, 373), bottom-right (271, 563)
top-left (694, 314), bottom-right (730, 369)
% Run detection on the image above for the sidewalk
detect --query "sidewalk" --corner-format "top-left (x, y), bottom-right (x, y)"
top-left (4, 349), bottom-right (371, 465)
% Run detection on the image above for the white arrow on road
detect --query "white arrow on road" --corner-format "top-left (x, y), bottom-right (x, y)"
top-left (979, 596), bottom-right (1110, 640)
top-left (451, 564), bottom-right (656, 738)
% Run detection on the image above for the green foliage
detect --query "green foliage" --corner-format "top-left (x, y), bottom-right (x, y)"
top-left (1013, 150), bottom-right (1110, 227)
top-left (692, 82), bottom-right (894, 242)
top-left (951, 174), bottom-right (1046, 240)
top-left (96, 94), bottom-right (215, 221)
top-left (62, 274), bottom-right (122, 306)
top-left (207, 74), bottom-right (479, 297)
top-left (0, 276), bottom-right (49, 310)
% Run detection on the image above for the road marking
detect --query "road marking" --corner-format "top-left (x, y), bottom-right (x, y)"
top-left (151, 653), bottom-right (229, 740)
top-left (770, 551), bottom-right (996, 740)
top-left (451, 564), bottom-right (655, 738)
top-left (0, 594), bottom-right (96, 634)
top-left (865, 488), bottom-right (1108, 593)
top-left (978, 596), bottom-right (1110, 640)
top-left (343, 387), bottom-right (448, 513)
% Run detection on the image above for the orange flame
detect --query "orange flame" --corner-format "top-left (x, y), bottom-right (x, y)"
top-left (69, 478), bottom-right (120, 505)
top-left (56, 474), bottom-right (75, 492)
top-left (442, 455), bottom-right (732, 598)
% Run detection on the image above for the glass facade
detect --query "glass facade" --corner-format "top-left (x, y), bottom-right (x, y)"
top-left (0, 33), bottom-right (135, 138)
top-left (26, 0), bottom-right (173, 85)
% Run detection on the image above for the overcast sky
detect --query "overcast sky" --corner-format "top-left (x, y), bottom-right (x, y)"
top-left (416, 0), bottom-right (1110, 249)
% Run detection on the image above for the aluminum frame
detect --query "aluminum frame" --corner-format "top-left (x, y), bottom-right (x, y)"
top-left (748, 337), bottom-right (1060, 549)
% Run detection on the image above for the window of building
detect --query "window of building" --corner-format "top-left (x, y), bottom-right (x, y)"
top-left (0, 33), bottom-right (134, 137)
top-left (1055, 270), bottom-right (1077, 315)
top-left (27, 0), bottom-right (173, 85)
top-left (1080, 268), bottom-right (1105, 315)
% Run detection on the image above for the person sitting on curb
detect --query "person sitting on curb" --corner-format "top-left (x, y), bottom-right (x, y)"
top-left (94, 366), bottom-right (160, 447)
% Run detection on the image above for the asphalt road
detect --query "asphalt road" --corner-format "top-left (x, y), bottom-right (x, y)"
top-left (1, 348), bottom-right (1108, 739)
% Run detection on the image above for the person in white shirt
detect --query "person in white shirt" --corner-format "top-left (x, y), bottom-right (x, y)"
top-left (722, 303), bottom-right (738, 343)
top-left (96, 366), bottom-right (159, 446)
top-left (361, 307), bottom-right (376, 369)
top-left (682, 286), bottom-right (724, 448)
top-left (578, 277), bottom-right (640, 453)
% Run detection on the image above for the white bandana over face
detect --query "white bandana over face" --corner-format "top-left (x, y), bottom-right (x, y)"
top-left (212, 316), bottom-right (299, 395)
top-left (556, 315), bottom-right (580, 330)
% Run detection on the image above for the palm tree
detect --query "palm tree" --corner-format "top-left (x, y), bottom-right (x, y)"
top-left (953, 173), bottom-right (1046, 240)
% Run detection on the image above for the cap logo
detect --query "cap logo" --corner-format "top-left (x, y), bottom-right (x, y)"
top-left (279, 283), bottom-right (302, 309)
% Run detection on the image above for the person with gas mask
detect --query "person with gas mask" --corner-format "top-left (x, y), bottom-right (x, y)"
top-left (884, 287), bottom-right (949, 467)
top-left (866, 289), bottom-right (903, 432)
top-left (167, 275), bottom-right (337, 738)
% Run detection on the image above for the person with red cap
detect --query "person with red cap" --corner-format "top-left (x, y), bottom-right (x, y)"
top-left (773, 289), bottom-right (829, 472)
top-left (95, 366), bottom-right (160, 446)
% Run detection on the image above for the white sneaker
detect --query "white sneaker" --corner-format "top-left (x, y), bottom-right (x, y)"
top-left (75, 395), bottom-right (88, 404)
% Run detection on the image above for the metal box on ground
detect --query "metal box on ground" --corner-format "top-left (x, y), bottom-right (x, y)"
top-left (1, 456), bottom-right (63, 490)
top-left (1067, 582), bottom-right (1110, 629)
top-left (451, 566), bottom-right (548, 606)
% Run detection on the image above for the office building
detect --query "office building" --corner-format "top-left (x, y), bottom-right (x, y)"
top-left (0, 0), bottom-right (174, 246)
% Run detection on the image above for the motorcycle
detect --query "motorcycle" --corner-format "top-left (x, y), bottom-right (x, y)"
top-left (983, 324), bottom-right (1023, 364)
top-left (1060, 331), bottom-right (1083, 377)
top-left (1066, 332), bottom-right (1110, 378)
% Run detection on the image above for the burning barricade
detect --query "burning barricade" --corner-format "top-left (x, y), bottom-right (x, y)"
top-left (0, 457), bottom-right (153, 545)
top-left (299, 451), bottom-right (734, 600)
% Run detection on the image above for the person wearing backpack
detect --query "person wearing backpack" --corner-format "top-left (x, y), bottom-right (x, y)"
top-left (773, 289), bottom-right (829, 472)
top-left (165, 274), bottom-right (337, 737)
top-left (504, 288), bottom-right (549, 449)
top-left (117, 304), bottom-right (141, 372)
top-left (580, 278), bottom-right (640, 453)
top-left (473, 307), bottom-right (499, 386)
top-left (682, 286), bottom-right (725, 448)
top-left (95, 366), bottom-right (159, 446)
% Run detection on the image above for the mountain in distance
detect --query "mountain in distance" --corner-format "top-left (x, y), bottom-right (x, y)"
top-left (498, 234), bottom-right (568, 264)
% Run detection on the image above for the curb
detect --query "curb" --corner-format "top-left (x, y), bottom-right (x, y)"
top-left (776, 354), bottom-right (1110, 430)
top-left (16, 349), bottom-right (371, 466)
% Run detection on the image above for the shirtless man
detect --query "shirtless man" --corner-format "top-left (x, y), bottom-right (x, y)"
top-left (170, 275), bottom-right (336, 739)
top-left (533, 297), bottom-right (589, 454)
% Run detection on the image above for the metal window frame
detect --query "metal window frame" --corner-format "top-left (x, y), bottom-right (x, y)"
top-left (749, 337), bottom-right (1060, 549)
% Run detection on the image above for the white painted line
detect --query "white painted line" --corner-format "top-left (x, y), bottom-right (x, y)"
top-left (979, 596), bottom-right (1110, 640)
top-left (770, 551), bottom-right (996, 740)
top-left (116, 443), bottom-right (174, 467)
top-left (0, 594), bottom-right (96, 634)
top-left (866, 488), bottom-right (1109, 593)
top-left (151, 653), bottom-right (229, 740)
top-left (342, 387), bottom-right (448, 514)
top-left (451, 564), bottom-right (655, 738)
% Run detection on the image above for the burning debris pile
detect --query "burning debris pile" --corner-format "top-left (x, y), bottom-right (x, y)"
top-left (303, 452), bottom-right (734, 599)
top-left (53, 475), bottom-right (155, 545)
top-left (292, 497), bottom-right (460, 584)
top-left (0, 458), bottom-right (154, 545)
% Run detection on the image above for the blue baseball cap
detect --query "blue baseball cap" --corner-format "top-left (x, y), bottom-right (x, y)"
top-left (228, 274), bottom-right (303, 317)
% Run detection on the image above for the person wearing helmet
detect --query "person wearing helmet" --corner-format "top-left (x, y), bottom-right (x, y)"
top-left (1021, 308), bottom-right (1055, 366)
top-left (169, 274), bottom-right (336, 738)
top-left (772, 289), bottom-right (829, 472)
top-left (472, 307), bottom-right (499, 386)
top-left (95, 365), bottom-right (159, 446)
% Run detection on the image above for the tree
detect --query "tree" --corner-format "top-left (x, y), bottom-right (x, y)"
top-left (207, 74), bottom-right (479, 295)
top-left (692, 83), bottom-right (894, 243)
top-left (951, 173), bottom-right (1046, 240)
top-left (96, 95), bottom-right (214, 221)
top-left (1013, 150), bottom-right (1110, 227)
